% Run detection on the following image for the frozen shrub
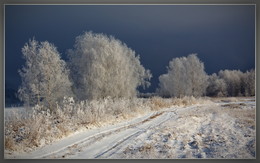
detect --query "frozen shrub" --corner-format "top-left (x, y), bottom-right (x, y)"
top-left (149, 96), bottom-right (172, 110)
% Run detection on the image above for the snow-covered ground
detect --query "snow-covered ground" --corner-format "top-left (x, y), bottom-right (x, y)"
top-left (5, 98), bottom-right (255, 159)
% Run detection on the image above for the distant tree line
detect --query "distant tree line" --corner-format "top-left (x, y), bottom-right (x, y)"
top-left (17, 31), bottom-right (255, 111)
top-left (207, 69), bottom-right (255, 97)
top-left (157, 54), bottom-right (255, 98)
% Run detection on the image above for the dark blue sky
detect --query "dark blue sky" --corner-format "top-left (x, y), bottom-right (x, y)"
top-left (5, 5), bottom-right (255, 93)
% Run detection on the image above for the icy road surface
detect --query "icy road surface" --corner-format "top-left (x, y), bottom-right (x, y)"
top-left (6, 99), bottom-right (255, 159)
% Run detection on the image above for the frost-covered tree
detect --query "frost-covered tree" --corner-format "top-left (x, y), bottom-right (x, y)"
top-left (185, 54), bottom-right (209, 97)
top-left (206, 73), bottom-right (227, 97)
top-left (158, 57), bottom-right (189, 97)
top-left (241, 69), bottom-right (255, 96)
top-left (67, 31), bottom-right (152, 100)
top-left (206, 69), bottom-right (255, 97)
top-left (246, 69), bottom-right (255, 96)
top-left (218, 69), bottom-right (244, 96)
top-left (157, 54), bottom-right (208, 97)
top-left (18, 39), bottom-right (72, 111)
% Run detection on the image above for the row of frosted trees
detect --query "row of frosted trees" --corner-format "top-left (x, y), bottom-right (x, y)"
top-left (18, 31), bottom-right (255, 111)
top-left (18, 32), bottom-right (151, 111)
top-left (157, 55), bottom-right (255, 98)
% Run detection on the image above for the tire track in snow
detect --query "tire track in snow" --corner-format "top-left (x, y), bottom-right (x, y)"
top-left (94, 111), bottom-right (176, 158)
top-left (12, 107), bottom-right (178, 159)
top-left (66, 110), bottom-right (176, 159)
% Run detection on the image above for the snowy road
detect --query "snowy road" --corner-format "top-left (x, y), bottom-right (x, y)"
top-left (6, 99), bottom-right (255, 159)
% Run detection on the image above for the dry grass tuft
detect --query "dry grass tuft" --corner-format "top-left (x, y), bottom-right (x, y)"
top-left (5, 136), bottom-right (15, 151)
top-left (149, 96), bottom-right (172, 110)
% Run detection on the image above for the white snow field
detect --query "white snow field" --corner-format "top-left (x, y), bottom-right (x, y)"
top-left (5, 98), bottom-right (255, 159)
